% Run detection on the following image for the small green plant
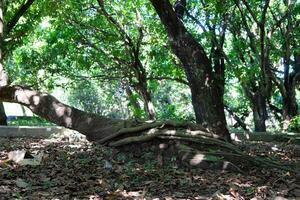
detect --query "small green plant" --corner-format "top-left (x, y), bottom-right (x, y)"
top-left (7, 116), bottom-right (53, 126)
top-left (42, 180), bottom-right (56, 189)
top-left (14, 191), bottom-right (22, 199)
top-left (288, 115), bottom-right (300, 132)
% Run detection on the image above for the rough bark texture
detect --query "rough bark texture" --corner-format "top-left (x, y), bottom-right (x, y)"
top-left (150, 0), bottom-right (230, 141)
top-left (0, 85), bottom-right (214, 144)
top-left (0, 85), bottom-right (125, 140)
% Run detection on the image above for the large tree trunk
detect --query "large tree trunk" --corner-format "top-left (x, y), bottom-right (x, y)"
top-left (281, 13), bottom-right (298, 129)
top-left (0, 85), bottom-right (125, 141)
top-left (0, 85), bottom-right (215, 145)
top-left (150, 0), bottom-right (230, 141)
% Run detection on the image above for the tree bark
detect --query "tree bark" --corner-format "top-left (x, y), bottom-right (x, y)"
top-left (243, 83), bottom-right (268, 132)
top-left (224, 105), bottom-right (249, 131)
top-left (0, 1), bottom-right (9, 88)
top-left (0, 85), bottom-right (125, 140)
top-left (281, 7), bottom-right (298, 129)
top-left (150, 0), bottom-right (230, 141)
top-left (133, 60), bottom-right (156, 120)
top-left (136, 83), bottom-right (155, 120)
top-left (124, 83), bottom-right (143, 119)
top-left (0, 1), bottom-right (8, 125)
top-left (0, 102), bottom-right (7, 125)
top-left (252, 94), bottom-right (267, 132)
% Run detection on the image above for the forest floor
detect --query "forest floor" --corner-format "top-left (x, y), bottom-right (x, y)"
top-left (0, 133), bottom-right (299, 200)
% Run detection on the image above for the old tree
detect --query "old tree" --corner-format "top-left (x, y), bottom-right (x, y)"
top-left (0, 0), bottom-right (299, 171)
top-left (0, 0), bottom-right (229, 139)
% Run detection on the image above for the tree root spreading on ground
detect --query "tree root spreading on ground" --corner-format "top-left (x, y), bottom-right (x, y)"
top-left (98, 121), bottom-right (300, 173)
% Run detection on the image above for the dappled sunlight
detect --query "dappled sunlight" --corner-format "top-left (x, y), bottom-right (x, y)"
top-left (32, 95), bottom-right (41, 105)
top-left (163, 129), bottom-right (177, 135)
top-left (52, 103), bottom-right (66, 117)
top-left (0, 0), bottom-right (299, 198)
top-left (189, 153), bottom-right (205, 165)
top-left (0, 136), bottom-right (299, 199)
top-left (15, 89), bottom-right (39, 105)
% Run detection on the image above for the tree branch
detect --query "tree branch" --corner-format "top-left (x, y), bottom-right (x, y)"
top-left (6, 0), bottom-right (35, 35)
top-left (240, 0), bottom-right (259, 24)
top-left (148, 76), bottom-right (188, 85)
top-left (224, 105), bottom-right (249, 131)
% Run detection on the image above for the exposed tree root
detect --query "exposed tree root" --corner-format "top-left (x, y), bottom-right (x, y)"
top-left (100, 122), bottom-right (299, 173)
top-left (99, 120), bottom-right (218, 144)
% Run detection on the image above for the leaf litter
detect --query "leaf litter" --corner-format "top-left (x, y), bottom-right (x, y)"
top-left (0, 134), bottom-right (299, 200)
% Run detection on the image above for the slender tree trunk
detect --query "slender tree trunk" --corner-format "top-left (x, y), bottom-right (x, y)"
top-left (134, 82), bottom-right (155, 120)
top-left (0, 102), bottom-right (7, 125)
top-left (0, 1), bottom-right (8, 88)
top-left (252, 94), bottom-right (267, 132)
top-left (224, 105), bottom-right (249, 131)
top-left (124, 84), bottom-right (143, 119)
top-left (150, 0), bottom-right (230, 141)
top-left (134, 60), bottom-right (156, 120)
top-left (282, 89), bottom-right (298, 130)
top-left (243, 84), bottom-right (267, 132)
top-left (0, 2), bottom-right (8, 125)
top-left (139, 87), bottom-right (155, 120)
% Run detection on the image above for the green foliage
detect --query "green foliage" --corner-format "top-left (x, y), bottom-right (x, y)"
top-left (67, 80), bottom-right (129, 118)
top-left (2, 0), bottom-right (300, 132)
top-left (288, 116), bottom-right (300, 132)
top-left (154, 82), bottom-right (195, 121)
top-left (8, 116), bottom-right (53, 126)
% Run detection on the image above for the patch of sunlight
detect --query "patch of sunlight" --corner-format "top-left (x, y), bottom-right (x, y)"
top-left (40, 17), bottom-right (51, 29)
top-left (190, 153), bottom-right (205, 165)
top-left (53, 105), bottom-right (65, 117)
top-left (32, 40), bottom-right (46, 49)
top-left (3, 103), bottom-right (33, 116)
top-left (32, 96), bottom-right (40, 105)
top-left (164, 130), bottom-right (176, 135)
top-left (63, 116), bottom-right (72, 126)
top-left (87, 195), bottom-right (101, 200)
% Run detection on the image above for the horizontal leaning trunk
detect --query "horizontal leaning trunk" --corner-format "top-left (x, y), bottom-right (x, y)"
top-left (0, 85), bottom-right (215, 143)
top-left (0, 85), bottom-right (125, 140)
